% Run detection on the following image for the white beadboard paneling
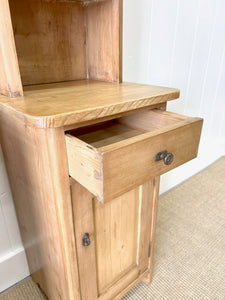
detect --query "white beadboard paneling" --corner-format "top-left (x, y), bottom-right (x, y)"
top-left (208, 46), bottom-right (225, 141)
top-left (123, 0), bottom-right (152, 83)
top-left (0, 201), bottom-right (11, 256)
top-left (198, 0), bottom-right (224, 120)
top-left (0, 145), bottom-right (29, 288)
top-left (0, 146), bottom-right (11, 196)
top-left (184, 0), bottom-right (217, 116)
top-left (0, 146), bottom-right (22, 253)
top-left (0, 146), bottom-right (12, 256)
top-left (147, 0), bottom-right (178, 86)
top-left (1, 193), bottom-right (22, 250)
top-left (168, 0), bottom-right (201, 113)
top-left (123, 0), bottom-right (225, 192)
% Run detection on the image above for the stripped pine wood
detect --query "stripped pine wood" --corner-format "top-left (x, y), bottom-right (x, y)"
top-left (0, 81), bottom-right (179, 127)
top-left (142, 177), bottom-right (160, 284)
top-left (9, 0), bottom-right (87, 85)
top-left (93, 187), bottom-right (140, 293)
top-left (70, 179), bottom-right (155, 300)
top-left (66, 110), bottom-right (203, 202)
top-left (86, 0), bottom-right (122, 82)
top-left (0, 0), bottom-right (23, 97)
top-left (71, 181), bottom-right (98, 300)
top-left (0, 112), bottom-right (80, 300)
top-left (4, 0), bottom-right (121, 93)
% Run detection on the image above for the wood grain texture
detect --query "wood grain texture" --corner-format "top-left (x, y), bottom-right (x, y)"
top-left (72, 121), bottom-right (144, 148)
top-left (0, 80), bottom-right (180, 128)
top-left (137, 181), bottom-right (154, 269)
top-left (63, 102), bottom-right (168, 131)
top-left (66, 110), bottom-right (203, 202)
top-left (71, 179), bottom-right (154, 300)
top-left (71, 181), bottom-right (98, 300)
top-left (94, 187), bottom-right (140, 293)
top-left (86, 0), bottom-right (122, 82)
top-left (0, 113), bottom-right (80, 300)
top-left (9, 0), bottom-right (86, 85)
top-left (46, 129), bottom-right (81, 300)
top-left (6, 0), bottom-right (121, 89)
top-left (143, 177), bottom-right (160, 285)
top-left (101, 117), bottom-right (203, 201)
top-left (0, 0), bottom-right (23, 97)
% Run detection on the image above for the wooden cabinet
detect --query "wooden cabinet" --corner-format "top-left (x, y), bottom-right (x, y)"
top-left (0, 0), bottom-right (203, 299)
top-left (71, 180), bottom-right (156, 299)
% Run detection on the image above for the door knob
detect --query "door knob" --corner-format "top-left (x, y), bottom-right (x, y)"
top-left (155, 150), bottom-right (174, 165)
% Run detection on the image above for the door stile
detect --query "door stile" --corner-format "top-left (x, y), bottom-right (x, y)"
top-left (71, 180), bottom-right (99, 300)
top-left (136, 181), bottom-right (155, 273)
top-left (142, 176), bottom-right (160, 284)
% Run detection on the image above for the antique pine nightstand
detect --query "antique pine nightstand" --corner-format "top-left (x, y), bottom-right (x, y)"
top-left (0, 1), bottom-right (202, 299)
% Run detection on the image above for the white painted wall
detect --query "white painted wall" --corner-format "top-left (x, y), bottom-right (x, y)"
top-left (123, 0), bottom-right (225, 193)
top-left (1, 0), bottom-right (225, 291)
top-left (0, 146), bottom-right (29, 291)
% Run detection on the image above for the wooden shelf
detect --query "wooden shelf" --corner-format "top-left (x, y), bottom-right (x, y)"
top-left (0, 0), bottom-right (122, 97)
top-left (0, 80), bottom-right (179, 128)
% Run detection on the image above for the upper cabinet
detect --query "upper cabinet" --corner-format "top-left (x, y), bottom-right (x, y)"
top-left (0, 0), bottom-right (122, 97)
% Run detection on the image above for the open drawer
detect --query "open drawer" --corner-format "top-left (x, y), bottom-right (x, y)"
top-left (65, 110), bottom-right (203, 203)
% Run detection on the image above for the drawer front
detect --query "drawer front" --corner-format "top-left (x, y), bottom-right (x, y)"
top-left (66, 110), bottom-right (203, 203)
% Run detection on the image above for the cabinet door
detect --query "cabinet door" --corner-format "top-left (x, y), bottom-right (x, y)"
top-left (71, 178), bottom-right (158, 300)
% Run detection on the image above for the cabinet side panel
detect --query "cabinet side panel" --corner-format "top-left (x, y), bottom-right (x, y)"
top-left (0, 114), bottom-right (79, 300)
top-left (86, 0), bottom-right (122, 83)
top-left (47, 129), bottom-right (81, 300)
top-left (0, 0), bottom-right (23, 97)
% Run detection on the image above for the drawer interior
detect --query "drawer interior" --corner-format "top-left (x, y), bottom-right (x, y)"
top-left (67, 109), bottom-right (186, 149)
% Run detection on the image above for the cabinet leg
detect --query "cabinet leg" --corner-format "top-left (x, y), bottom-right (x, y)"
top-left (142, 177), bottom-right (160, 285)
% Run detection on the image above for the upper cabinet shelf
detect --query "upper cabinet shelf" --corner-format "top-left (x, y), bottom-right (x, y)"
top-left (0, 0), bottom-right (122, 97)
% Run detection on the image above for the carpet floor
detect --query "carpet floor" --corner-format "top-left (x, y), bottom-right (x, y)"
top-left (1, 157), bottom-right (225, 300)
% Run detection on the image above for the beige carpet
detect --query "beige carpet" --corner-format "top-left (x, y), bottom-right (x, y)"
top-left (1, 157), bottom-right (225, 300)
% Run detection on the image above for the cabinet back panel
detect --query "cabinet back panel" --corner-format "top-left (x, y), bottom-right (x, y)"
top-left (9, 0), bottom-right (87, 85)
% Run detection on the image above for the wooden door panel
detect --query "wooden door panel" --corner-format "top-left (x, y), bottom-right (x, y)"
top-left (71, 179), bottom-right (154, 299)
top-left (94, 187), bottom-right (140, 292)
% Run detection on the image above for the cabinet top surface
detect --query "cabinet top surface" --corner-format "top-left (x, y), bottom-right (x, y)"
top-left (0, 80), bottom-right (179, 128)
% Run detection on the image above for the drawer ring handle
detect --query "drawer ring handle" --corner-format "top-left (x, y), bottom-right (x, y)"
top-left (155, 150), bottom-right (174, 165)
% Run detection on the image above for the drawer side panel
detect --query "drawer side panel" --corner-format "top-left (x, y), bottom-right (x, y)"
top-left (66, 134), bottom-right (103, 200)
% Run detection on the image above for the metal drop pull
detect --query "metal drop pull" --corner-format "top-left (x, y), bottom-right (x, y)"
top-left (155, 150), bottom-right (174, 165)
top-left (82, 233), bottom-right (91, 247)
